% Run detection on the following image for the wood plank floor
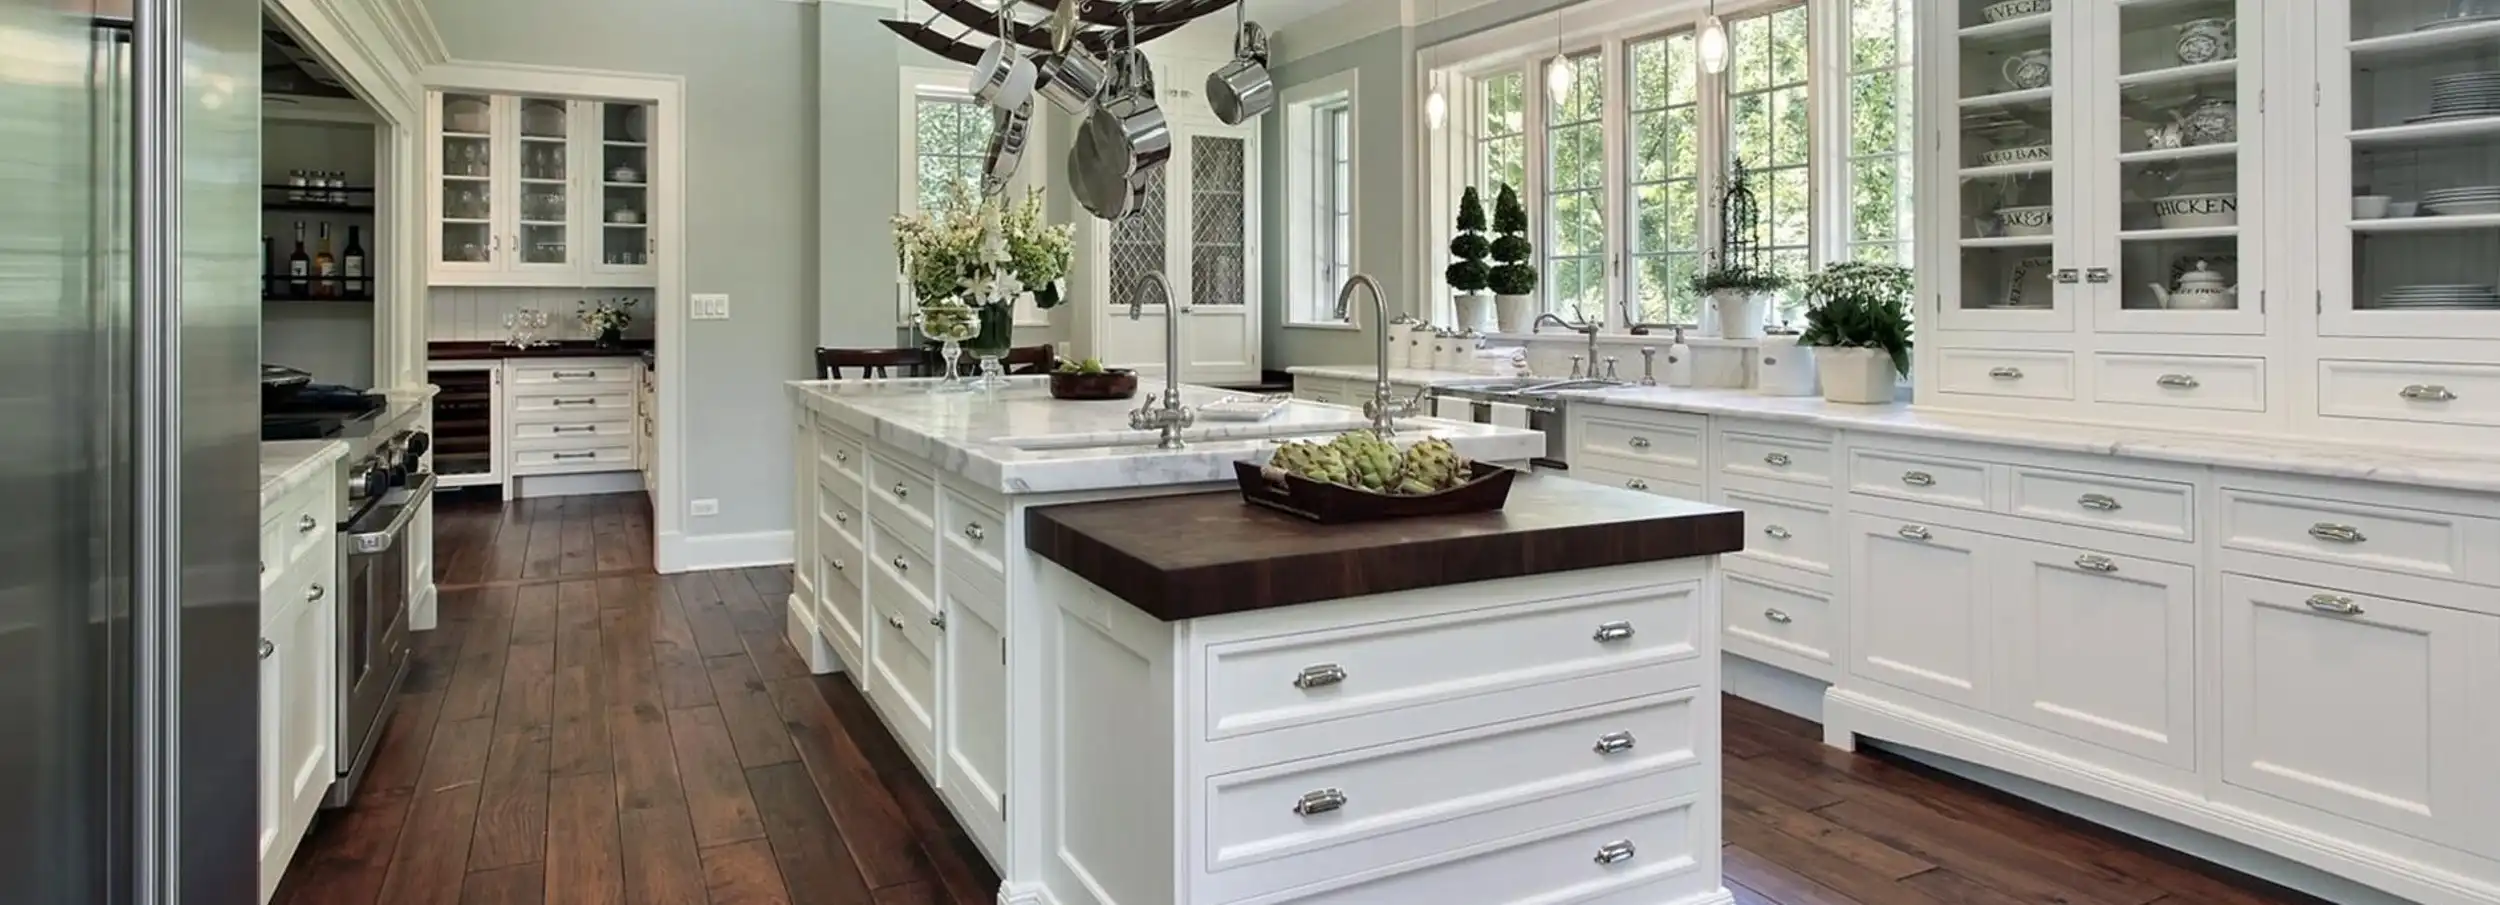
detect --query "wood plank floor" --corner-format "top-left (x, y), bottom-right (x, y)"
top-left (279, 491), bottom-right (2333, 905)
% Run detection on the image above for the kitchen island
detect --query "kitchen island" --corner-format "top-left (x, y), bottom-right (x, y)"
top-left (788, 376), bottom-right (1732, 903)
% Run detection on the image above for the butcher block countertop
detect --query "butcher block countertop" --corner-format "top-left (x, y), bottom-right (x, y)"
top-left (1025, 474), bottom-right (1743, 621)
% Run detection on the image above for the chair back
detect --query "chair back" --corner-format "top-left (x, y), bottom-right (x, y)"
top-left (815, 346), bottom-right (929, 380)
top-left (1001, 344), bottom-right (1057, 375)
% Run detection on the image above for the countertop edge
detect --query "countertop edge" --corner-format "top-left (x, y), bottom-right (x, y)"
top-left (261, 440), bottom-right (347, 508)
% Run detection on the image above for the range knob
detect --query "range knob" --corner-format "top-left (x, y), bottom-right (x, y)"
top-left (399, 430), bottom-right (432, 472)
top-left (347, 458), bottom-right (391, 501)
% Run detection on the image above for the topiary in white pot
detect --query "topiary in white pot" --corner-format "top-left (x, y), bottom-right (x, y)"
top-left (1688, 263), bottom-right (1790, 340)
top-left (1796, 262), bottom-right (1914, 405)
top-left (1486, 183), bottom-right (1539, 333)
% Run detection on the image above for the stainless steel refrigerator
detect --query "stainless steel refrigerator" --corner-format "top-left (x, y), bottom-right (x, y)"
top-left (1, 0), bottom-right (263, 902)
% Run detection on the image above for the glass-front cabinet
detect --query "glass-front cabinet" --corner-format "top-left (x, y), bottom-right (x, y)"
top-left (594, 101), bottom-right (655, 282)
top-left (1943, 0), bottom-right (2076, 332)
top-left (513, 95), bottom-right (579, 275)
top-left (433, 92), bottom-right (500, 278)
top-left (426, 91), bottom-right (659, 288)
top-left (2320, 0), bottom-right (2500, 340)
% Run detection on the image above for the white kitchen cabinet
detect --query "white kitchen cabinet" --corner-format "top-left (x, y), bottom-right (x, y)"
top-left (1073, 105), bottom-right (1262, 384)
top-left (426, 90), bottom-right (662, 288)
top-left (939, 570), bottom-right (1009, 863)
top-left (427, 361), bottom-right (502, 489)
top-left (1993, 537), bottom-right (2196, 769)
top-left (2218, 572), bottom-right (2500, 857)
top-left (501, 357), bottom-right (645, 484)
top-left (258, 474), bottom-right (337, 904)
top-left (1846, 509), bottom-right (1990, 710)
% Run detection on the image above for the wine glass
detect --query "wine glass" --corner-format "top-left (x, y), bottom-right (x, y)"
top-left (915, 300), bottom-right (981, 393)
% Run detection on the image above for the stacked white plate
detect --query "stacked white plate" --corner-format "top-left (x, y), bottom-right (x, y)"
top-left (2423, 185), bottom-right (2500, 215)
top-left (2375, 284), bottom-right (2500, 310)
top-left (2409, 71), bottom-right (2500, 122)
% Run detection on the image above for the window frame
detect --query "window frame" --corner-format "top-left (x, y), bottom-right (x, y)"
top-left (1282, 70), bottom-right (1362, 329)
top-left (1724, 1), bottom-right (1816, 327)
top-left (1841, 0), bottom-right (1916, 269)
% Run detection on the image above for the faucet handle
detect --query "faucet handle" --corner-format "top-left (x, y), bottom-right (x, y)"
top-left (1569, 354), bottom-right (1586, 379)
top-left (1640, 348), bottom-right (1658, 387)
top-left (1602, 356), bottom-right (1619, 381)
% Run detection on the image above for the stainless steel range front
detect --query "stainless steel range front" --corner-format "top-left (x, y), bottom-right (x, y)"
top-left (327, 427), bottom-right (431, 807)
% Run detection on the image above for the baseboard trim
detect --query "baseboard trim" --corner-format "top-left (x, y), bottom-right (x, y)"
top-left (655, 529), bottom-right (792, 574)
top-left (514, 471), bottom-right (644, 499)
top-left (1826, 687), bottom-right (2500, 905)
top-left (409, 582), bottom-right (439, 632)
top-left (784, 598), bottom-right (846, 675)
top-left (995, 884), bottom-right (1052, 905)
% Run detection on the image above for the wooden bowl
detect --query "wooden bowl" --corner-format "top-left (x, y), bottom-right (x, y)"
top-left (1049, 370), bottom-right (1139, 400)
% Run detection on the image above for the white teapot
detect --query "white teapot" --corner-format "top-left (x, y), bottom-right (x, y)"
top-left (2149, 260), bottom-right (2237, 310)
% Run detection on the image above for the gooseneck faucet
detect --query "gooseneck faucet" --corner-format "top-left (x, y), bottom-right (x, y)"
top-left (1339, 273), bottom-right (1418, 436)
top-left (1127, 270), bottom-right (1193, 449)
top-left (1533, 311), bottom-right (1605, 380)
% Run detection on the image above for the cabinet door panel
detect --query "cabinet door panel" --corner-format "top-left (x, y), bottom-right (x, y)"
top-left (1995, 539), bottom-right (2195, 769)
top-left (940, 572), bottom-right (1009, 858)
top-left (1847, 512), bottom-right (1989, 709)
top-left (279, 579), bottom-right (334, 821)
top-left (2220, 573), bottom-right (2500, 855)
top-left (509, 96), bottom-right (581, 276)
top-left (1936, 0), bottom-right (2077, 333)
top-left (431, 91), bottom-right (503, 276)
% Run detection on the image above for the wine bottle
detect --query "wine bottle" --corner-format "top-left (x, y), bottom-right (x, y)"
top-left (312, 223), bottom-right (337, 298)
top-left (287, 222), bottom-right (310, 297)
top-left (342, 226), bottom-right (367, 297)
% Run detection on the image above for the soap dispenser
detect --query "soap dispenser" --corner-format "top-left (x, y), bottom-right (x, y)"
top-left (1664, 327), bottom-right (1694, 388)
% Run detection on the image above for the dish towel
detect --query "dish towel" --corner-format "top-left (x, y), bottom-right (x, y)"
top-left (1489, 401), bottom-right (1531, 430)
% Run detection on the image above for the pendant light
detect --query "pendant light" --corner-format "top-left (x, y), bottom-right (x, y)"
top-left (1425, 0), bottom-right (1447, 130)
top-left (1699, 0), bottom-right (1730, 75)
top-left (1546, 10), bottom-right (1572, 105)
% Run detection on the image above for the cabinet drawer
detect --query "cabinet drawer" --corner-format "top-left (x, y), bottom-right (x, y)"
top-left (513, 445), bottom-right (633, 472)
top-left (1849, 448), bottom-right (1990, 510)
top-left (510, 420), bottom-right (633, 445)
top-left (816, 424), bottom-right (864, 481)
top-left (1202, 582), bottom-right (1703, 742)
top-left (2219, 487), bottom-right (2489, 583)
top-left (1722, 488), bottom-right (1834, 574)
top-left (1260, 794), bottom-right (1705, 905)
top-left (1718, 430), bottom-right (1834, 487)
top-left (868, 517), bottom-right (936, 610)
top-left (863, 567), bottom-right (938, 765)
top-left (1202, 690), bottom-right (1703, 890)
top-left (940, 488), bottom-right (1007, 585)
top-left (2009, 465), bottom-right (2195, 542)
top-left (2318, 359), bottom-right (2500, 427)
top-left (867, 451), bottom-right (937, 532)
top-left (261, 493), bottom-right (330, 579)
top-left (1723, 568), bottom-right (1835, 670)
top-left (816, 521), bottom-right (863, 592)
top-left (1572, 464), bottom-right (1703, 502)
top-left (507, 360), bottom-right (637, 389)
top-left (2094, 353), bottom-right (2266, 413)
top-left (817, 451), bottom-right (863, 510)
top-left (1575, 412), bottom-right (1705, 474)
top-left (816, 475), bottom-right (864, 547)
top-left (1934, 349), bottom-right (2076, 400)
top-left (510, 392), bottom-right (632, 421)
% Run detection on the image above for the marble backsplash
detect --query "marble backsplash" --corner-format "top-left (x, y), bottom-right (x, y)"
top-left (427, 286), bottom-right (657, 343)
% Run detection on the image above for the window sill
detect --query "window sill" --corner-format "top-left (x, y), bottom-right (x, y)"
top-left (1284, 321), bottom-right (1363, 332)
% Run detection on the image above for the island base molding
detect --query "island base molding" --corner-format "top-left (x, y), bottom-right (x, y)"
top-left (1823, 687), bottom-right (2500, 905)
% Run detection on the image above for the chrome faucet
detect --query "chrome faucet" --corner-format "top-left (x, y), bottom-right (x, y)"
top-left (1127, 271), bottom-right (1193, 449)
top-left (1533, 312), bottom-right (1607, 381)
top-left (1340, 274), bottom-right (1417, 435)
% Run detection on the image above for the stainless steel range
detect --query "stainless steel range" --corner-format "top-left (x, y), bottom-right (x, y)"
top-left (326, 424), bottom-right (432, 807)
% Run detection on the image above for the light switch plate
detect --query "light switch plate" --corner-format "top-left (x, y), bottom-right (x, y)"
top-left (689, 498), bottom-right (720, 517)
top-left (690, 293), bottom-right (730, 320)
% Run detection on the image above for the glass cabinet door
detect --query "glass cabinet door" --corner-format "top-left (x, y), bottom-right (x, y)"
top-left (594, 101), bottom-right (655, 279)
top-left (2090, 0), bottom-right (2263, 334)
top-left (2322, 0), bottom-right (2500, 340)
top-left (511, 96), bottom-right (577, 273)
top-left (435, 91), bottom-right (499, 270)
top-left (1944, 0), bottom-right (2076, 332)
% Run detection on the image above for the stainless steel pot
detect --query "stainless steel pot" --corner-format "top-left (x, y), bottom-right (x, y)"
top-left (1036, 47), bottom-right (1111, 113)
top-left (982, 98), bottom-right (1033, 197)
top-left (1072, 50), bottom-right (1171, 220)
top-left (1206, 2), bottom-right (1274, 126)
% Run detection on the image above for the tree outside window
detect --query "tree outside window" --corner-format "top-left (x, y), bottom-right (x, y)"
top-left (1847, 0), bottom-right (1915, 269)
top-left (1478, 71), bottom-right (1526, 199)
top-left (1545, 51), bottom-right (1607, 322)
top-left (1628, 32), bottom-right (1704, 327)
top-left (914, 97), bottom-right (993, 212)
top-left (1727, 4), bottom-right (1812, 326)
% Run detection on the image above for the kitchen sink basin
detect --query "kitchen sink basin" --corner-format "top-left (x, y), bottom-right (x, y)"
top-left (1436, 377), bottom-right (1627, 402)
top-left (996, 420), bottom-right (1433, 452)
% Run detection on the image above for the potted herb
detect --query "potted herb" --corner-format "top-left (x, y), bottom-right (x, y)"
top-left (1445, 186), bottom-right (1493, 332)
top-left (1687, 257), bottom-right (1789, 340)
top-left (1486, 183), bottom-right (1539, 333)
top-left (1795, 262), bottom-right (1914, 404)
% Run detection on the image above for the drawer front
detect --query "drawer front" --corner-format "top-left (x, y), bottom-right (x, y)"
top-left (513, 445), bottom-right (634, 472)
top-left (510, 420), bottom-right (633, 445)
top-left (815, 551), bottom-right (865, 660)
top-left (868, 452), bottom-right (937, 532)
top-left (2219, 488), bottom-right (2480, 582)
top-left (2095, 353), bottom-right (2266, 413)
top-left (869, 517), bottom-right (936, 609)
top-left (507, 360), bottom-right (637, 389)
top-left (510, 392), bottom-right (633, 421)
top-left (1850, 448), bottom-right (1990, 510)
top-left (940, 489), bottom-right (1007, 584)
top-left (2009, 465), bottom-right (2195, 542)
top-left (264, 491), bottom-right (330, 577)
top-left (1204, 582), bottom-right (1703, 741)
top-left (818, 453), bottom-right (864, 510)
top-left (1263, 795), bottom-right (1704, 905)
top-left (1572, 464), bottom-right (1704, 503)
top-left (816, 426), bottom-right (865, 482)
top-left (1935, 349), bottom-right (2076, 400)
top-left (1205, 690), bottom-right (1702, 877)
top-left (259, 518), bottom-right (287, 590)
top-left (1724, 569), bottom-right (1835, 668)
top-left (816, 474), bottom-right (864, 547)
top-left (863, 568), bottom-right (938, 763)
top-left (2318, 359), bottom-right (2500, 427)
top-left (1722, 489), bottom-right (1834, 574)
top-left (816, 515), bottom-right (864, 591)
top-left (1575, 413), bottom-right (1705, 473)
top-left (1718, 430), bottom-right (1834, 487)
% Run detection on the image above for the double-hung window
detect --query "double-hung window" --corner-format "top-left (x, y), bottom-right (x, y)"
top-left (1845, 0), bottom-right (1915, 267)
top-left (1477, 72), bottom-right (1527, 197)
top-left (1727, 3), bottom-right (1813, 325)
top-left (910, 93), bottom-right (992, 213)
top-left (1544, 52), bottom-right (1609, 323)
top-left (1319, 103), bottom-right (1353, 318)
top-left (1285, 78), bottom-right (1356, 326)
top-left (1627, 32), bottom-right (1704, 326)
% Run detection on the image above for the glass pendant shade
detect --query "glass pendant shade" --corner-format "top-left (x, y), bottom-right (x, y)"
top-left (1426, 86), bottom-right (1447, 130)
top-left (1699, 16), bottom-right (1730, 74)
top-left (1547, 57), bottom-right (1572, 104)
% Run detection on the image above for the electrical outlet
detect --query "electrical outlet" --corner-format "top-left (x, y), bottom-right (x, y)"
top-left (689, 498), bottom-right (720, 517)
top-left (690, 293), bottom-right (730, 320)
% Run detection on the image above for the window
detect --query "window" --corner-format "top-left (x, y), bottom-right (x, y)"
top-left (1627, 32), bottom-right (1703, 326)
top-left (1544, 52), bottom-right (1606, 321)
top-left (1846, 0), bottom-right (1915, 267)
top-left (1727, 4), bottom-right (1813, 325)
top-left (911, 95), bottom-right (992, 212)
top-left (1476, 71), bottom-right (1526, 197)
top-left (1284, 74), bottom-right (1358, 327)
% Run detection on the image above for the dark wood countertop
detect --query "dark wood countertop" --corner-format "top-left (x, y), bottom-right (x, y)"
top-left (428, 340), bottom-right (655, 361)
top-left (1026, 474), bottom-right (1745, 621)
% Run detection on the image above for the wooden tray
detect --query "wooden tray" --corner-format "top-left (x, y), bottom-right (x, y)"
top-left (1233, 460), bottom-right (1515, 524)
top-left (1050, 370), bottom-right (1139, 400)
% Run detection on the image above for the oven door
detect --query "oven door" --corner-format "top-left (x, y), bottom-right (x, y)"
top-left (327, 474), bottom-right (433, 806)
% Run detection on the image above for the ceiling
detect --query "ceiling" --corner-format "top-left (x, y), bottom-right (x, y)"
top-left (1248, 0), bottom-right (1357, 29)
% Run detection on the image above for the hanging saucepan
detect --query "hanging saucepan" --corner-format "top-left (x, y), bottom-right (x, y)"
top-left (1073, 50), bottom-right (1172, 220)
top-left (967, 4), bottom-right (1037, 111)
top-left (981, 97), bottom-right (1034, 197)
top-left (1035, 47), bottom-right (1112, 113)
top-left (1206, 1), bottom-right (1274, 126)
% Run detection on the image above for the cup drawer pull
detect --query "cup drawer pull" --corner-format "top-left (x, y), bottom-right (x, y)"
top-left (2078, 493), bottom-right (2121, 511)
top-left (2307, 523), bottom-right (2366, 544)
top-left (1593, 621), bottom-right (1635, 642)
top-left (2156, 373), bottom-right (2200, 390)
top-left (1292, 789), bottom-right (1348, 816)
top-left (890, 483), bottom-right (910, 499)
top-left (2306, 594), bottom-right (2364, 616)
top-left (1762, 452), bottom-right (1791, 467)
top-left (1897, 525), bottom-right (1932, 541)
top-left (1593, 840), bottom-right (1637, 865)
top-left (1593, 731), bottom-right (1637, 755)
top-left (1988, 367), bottom-right (2024, 380)
top-left (1763, 608), bottom-right (1793, 624)
top-left (1627, 436), bottom-right (1652, 449)
top-left (1292, 664), bottom-right (1347, 689)
top-left (962, 523), bottom-right (986, 542)
top-left (1762, 525), bottom-right (1792, 540)
top-left (2400, 384), bottom-right (2457, 402)
top-left (2074, 554), bottom-right (2118, 573)
top-left (1901, 471), bottom-right (1936, 487)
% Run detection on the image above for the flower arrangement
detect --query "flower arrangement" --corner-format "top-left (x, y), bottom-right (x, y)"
top-left (1796, 261), bottom-right (1915, 375)
top-left (891, 183), bottom-right (1074, 310)
top-left (576, 297), bottom-right (636, 344)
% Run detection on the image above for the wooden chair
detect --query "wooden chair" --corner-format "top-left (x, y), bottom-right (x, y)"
top-left (815, 346), bottom-right (930, 380)
top-left (1000, 344), bottom-right (1057, 375)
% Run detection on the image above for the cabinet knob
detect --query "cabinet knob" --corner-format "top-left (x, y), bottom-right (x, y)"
top-left (929, 612), bottom-right (947, 630)
top-left (1625, 478), bottom-right (1650, 491)
top-left (891, 483), bottom-right (909, 499)
top-left (306, 583), bottom-right (325, 601)
top-left (1897, 524), bottom-right (1933, 541)
top-left (1988, 367), bottom-right (2024, 380)
top-left (1292, 663), bottom-right (1347, 689)
top-left (1291, 788), bottom-right (1348, 816)
top-left (1901, 471), bottom-right (1936, 487)
top-left (1763, 525), bottom-right (1792, 540)
top-left (833, 510), bottom-right (848, 524)
top-left (1762, 452), bottom-right (1791, 467)
top-left (257, 638), bottom-right (274, 660)
top-left (834, 449), bottom-right (849, 462)
top-left (886, 614), bottom-right (906, 630)
top-left (1593, 731), bottom-right (1637, 755)
top-left (2307, 523), bottom-right (2366, 544)
top-left (2305, 594), bottom-right (2364, 617)
top-left (2078, 493), bottom-right (2122, 511)
top-left (890, 555), bottom-right (909, 573)
top-left (1627, 436), bottom-right (1652, 450)
top-left (2074, 554), bottom-right (2118, 573)
top-left (1764, 608), bottom-right (1793, 624)
top-left (963, 523), bottom-right (986, 542)
top-left (298, 513), bottom-right (319, 533)
top-left (1592, 620), bottom-right (1635, 643)
top-left (1593, 840), bottom-right (1638, 865)
top-left (831, 558), bottom-right (846, 572)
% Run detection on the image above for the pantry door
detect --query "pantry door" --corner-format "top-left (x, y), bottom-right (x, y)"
top-left (1178, 131), bottom-right (1262, 385)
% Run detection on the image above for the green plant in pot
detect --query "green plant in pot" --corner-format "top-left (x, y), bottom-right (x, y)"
top-left (1686, 258), bottom-right (1790, 339)
top-left (1446, 186), bottom-right (1493, 332)
top-left (1486, 183), bottom-right (1539, 333)
top-left (1796, 262), bottom-right (1914, 404)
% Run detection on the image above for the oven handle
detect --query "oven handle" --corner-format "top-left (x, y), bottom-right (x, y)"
top-left (347, 475), bottom-right (437, 555)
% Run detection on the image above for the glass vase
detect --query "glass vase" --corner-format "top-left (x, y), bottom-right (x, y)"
top-left (915, 300), bottom-right (981, 394)
top-left (965, 301), bottom-right (1015, 390)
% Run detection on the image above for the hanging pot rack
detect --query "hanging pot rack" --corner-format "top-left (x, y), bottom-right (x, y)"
top-left (880, 0), bottom-right (1239, 71)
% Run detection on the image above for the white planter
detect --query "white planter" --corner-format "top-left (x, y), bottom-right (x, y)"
top-left (1754, 335), bottom-right (1820, 396)
top-left (1495, 294), bottom-right (1535, 334)
top-left (1455, 294), bottom-right (1494, 333)
top-left (1711, 289), bottom-right (1770, 340)
top-left (1813, 346), bottom-right (1901, 404)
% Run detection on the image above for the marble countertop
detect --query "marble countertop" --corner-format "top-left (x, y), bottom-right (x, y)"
top-left (786, 377), bottom-right (1547, 495)
top-left (1285, 364), bottom-right (1501, 386)
top-left (1558, 386), bottom-right (2500, 494)
top-left (262, 440), bottom-right (346, 508)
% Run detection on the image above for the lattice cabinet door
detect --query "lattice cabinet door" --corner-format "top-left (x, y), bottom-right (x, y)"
top-left (1181, 131), bottom-right (1262, 382)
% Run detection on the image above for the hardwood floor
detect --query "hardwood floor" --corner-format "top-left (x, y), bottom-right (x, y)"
top-left (279, 491), bottom-right (2331, 905)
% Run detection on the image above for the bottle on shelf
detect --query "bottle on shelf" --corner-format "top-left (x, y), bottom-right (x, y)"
top-left (1664, 327), bottom-right (1694, 388)
top-left (312, 223), bottom-right (337, 298)
top-left (342, 226), bottom-right (366, 298)
top-left (287, 222), bottom-right (310, 297)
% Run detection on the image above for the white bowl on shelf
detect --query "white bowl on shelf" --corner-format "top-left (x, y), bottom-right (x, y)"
top-left (1981, 0), bottom-right (2050, 24)
top-left (1995, 205), bottom-right (2054, 237)
top-left (2152, 192), bottom-right (2239, 229)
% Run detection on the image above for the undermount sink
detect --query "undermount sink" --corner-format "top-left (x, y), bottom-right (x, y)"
top-left (998, 419), bottom-right (1419, 452)
top-left (1438, 377), bottom-right (1627, 400)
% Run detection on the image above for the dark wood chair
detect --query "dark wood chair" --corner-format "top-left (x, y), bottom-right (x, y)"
top-left (815, 346), bottom-right (930, 379)
top-left (1000, 344), bottom-right (1057, 375)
